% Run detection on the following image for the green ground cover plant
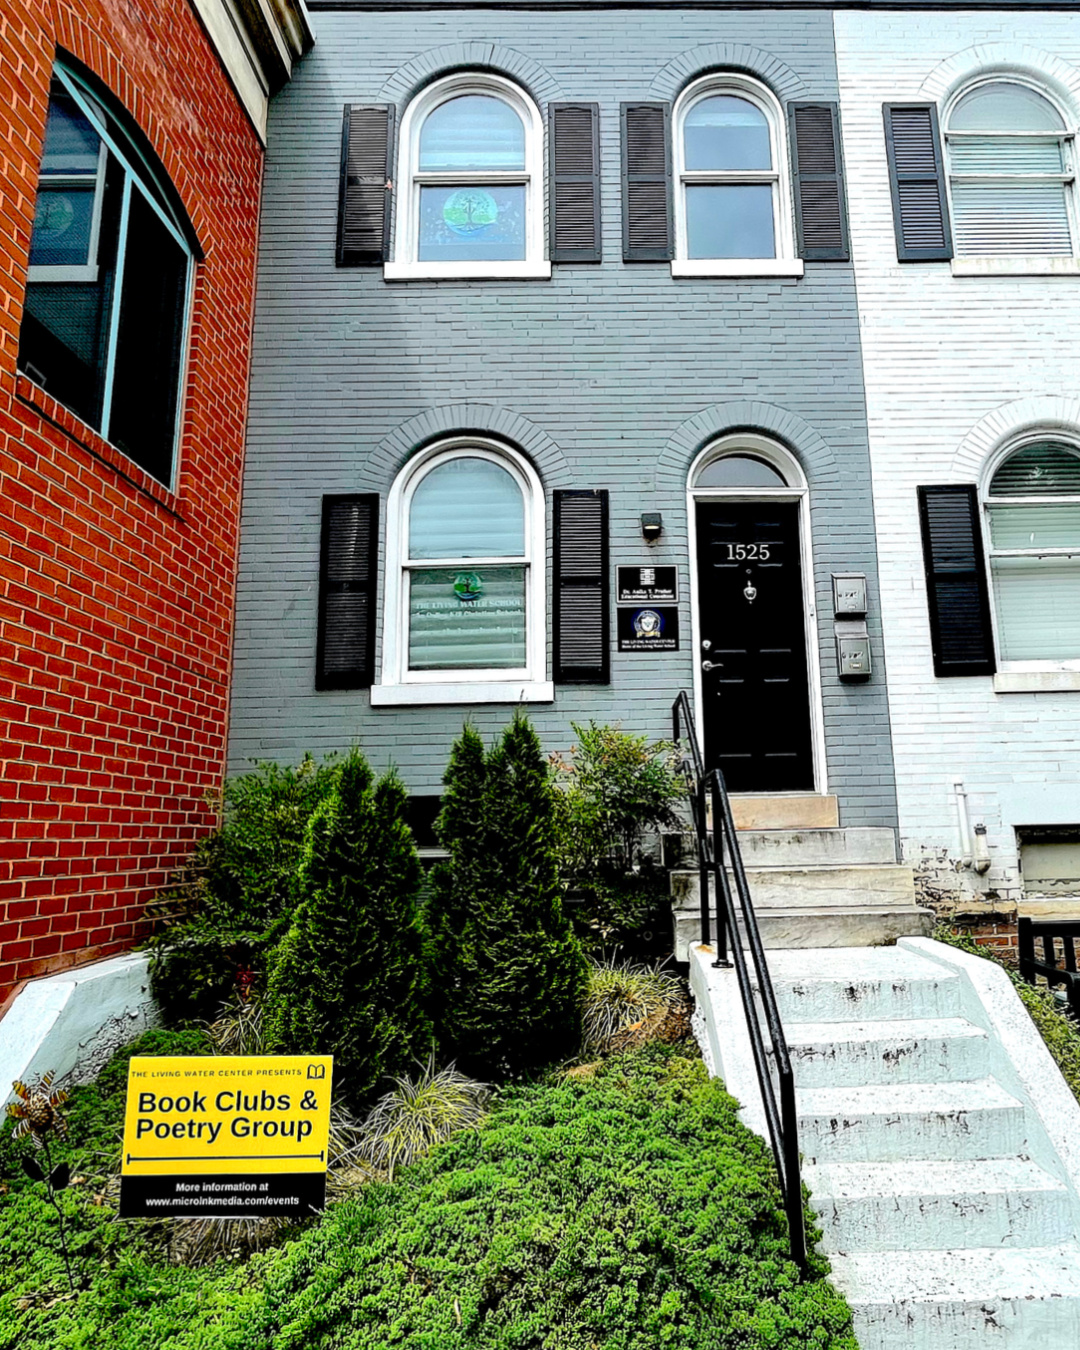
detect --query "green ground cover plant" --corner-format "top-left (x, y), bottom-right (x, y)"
top-left (0, 1041), bottom-right (856, 1350)
top-left (934, 924), bottom-right (1080, 1103)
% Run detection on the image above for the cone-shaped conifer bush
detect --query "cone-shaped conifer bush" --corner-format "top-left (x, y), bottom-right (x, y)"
top-left (431, 714), bottom-right (586, 1077)
top-left (264, 749), bottom-right (431, 1108)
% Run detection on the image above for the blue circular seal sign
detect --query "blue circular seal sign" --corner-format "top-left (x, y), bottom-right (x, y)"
top-left (633, 608), bottom-right (664, 638)
top-left (453, 572), bottom-right (483, 603)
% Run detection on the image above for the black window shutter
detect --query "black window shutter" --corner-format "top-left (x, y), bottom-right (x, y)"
top-left (549, 102), bottom-right (602, 262)
top-left (336, 105), bottom-right (394, 266)
top-left (553, 490), bottom-right (609, 683)
top-left (918, 485), bottom-right (995, 677)
top-left (621, 103), bottom-right (672, 262)
top-left (316, 494), bottom-right (379, 689)
top-left (883, 104), bottom-right (953, 262)
top-left (789, 102), bottom-right (850, 262)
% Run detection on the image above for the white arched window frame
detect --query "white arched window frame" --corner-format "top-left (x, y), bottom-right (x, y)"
top-left (944, 75), bottom-right (1080, 274)
top-left (686, 432), bottom-right (825, 789)
top-left (372, 437), bottom-right (553, 705)
top-left (385, 72), bottom-right (550, 281)
top-left (671, 74), bottom-right (802, 279)
top-left (982, 432), bottom-right (1080, 674)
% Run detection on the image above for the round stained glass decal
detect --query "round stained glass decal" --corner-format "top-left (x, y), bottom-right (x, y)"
top-left (453, 571), bottom-right (484, 602)
top-left (35, 192), bottom-right (76, 241)
top-left (443, 189), bottom-right (498, 236)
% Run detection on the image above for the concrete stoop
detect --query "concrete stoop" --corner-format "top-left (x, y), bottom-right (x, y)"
top-left (670, 828), bottom-right (932, 958)
top-left (690, 939), bottom-right (1080, 1347)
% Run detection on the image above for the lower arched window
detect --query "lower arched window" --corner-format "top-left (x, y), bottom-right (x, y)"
top-left (373, 439), bottom-right (551, 704)
top-left (985, 438), bottom-right (1080, 664)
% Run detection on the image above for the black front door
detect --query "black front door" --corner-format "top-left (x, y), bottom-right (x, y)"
top-left (695, 499), bottom-right (814, 793)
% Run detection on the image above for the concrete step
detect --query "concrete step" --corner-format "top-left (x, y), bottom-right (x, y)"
top-left (766, 946), bottom-right (964, 1022)
top-left (668, 826), bottom-right (898, 867)
top-left (829, 1244), bottom-right (1080, 1348)
top-left (805, 1158), bottom-right (1075, 1252)
top-left (782, 1016), bottom-right (989, 1087)
top-left (675, 903), bottom-right (933, 958)
top-left (673, 862), bottom-right (918, 909)
top-left (796, 1077), bottom-right (1027, 1165)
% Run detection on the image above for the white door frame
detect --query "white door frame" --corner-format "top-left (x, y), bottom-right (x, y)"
top-left (686, 433), bottom-right (828, 795)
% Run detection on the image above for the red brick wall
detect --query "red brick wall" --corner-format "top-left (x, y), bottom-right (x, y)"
top-left (0, 0), bottom-right (264, 998)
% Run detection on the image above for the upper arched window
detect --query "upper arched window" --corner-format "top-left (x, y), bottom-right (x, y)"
top-left (945, 81), bottom-right (1076, 258)
top-left (984, 438), bottom-right (1080, 664)
top-left (19, 64), bottom-right (194, 487)
top-left (387, 73), bottom-right (548, 280)
top-left (374, 438), bottom-right (550, 703)
top-left (672, 75), bottom-right (800, 277)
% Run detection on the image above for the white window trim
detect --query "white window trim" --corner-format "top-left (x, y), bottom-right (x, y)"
top-left (981, 430), bottom-right (1080, 675)
top-left (23, 65), bottom-right (194, 490)
top-left (387, 72), bottom-right (550, 282)
top-left (671, 73), bottom-right (802, 280)
top-left (376, 437), bottom-right (552, 705)
top-left (944, 74), bottom-right (1080, 272)
top-left (685, 432), bottom-right (826, 794)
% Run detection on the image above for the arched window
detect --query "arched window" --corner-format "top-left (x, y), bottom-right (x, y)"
top-left (945, 80), bottom-right (1076, 258)
top-left (387, 73), bottom-right (548, 280)
top-left (984, 438), bottom-right (1080, 665)
top-left (672, 75), bottom-right (800, 277)
top-left (19, 64), bottom-right (195, 486)
top-left (374, 439), bottom-right (550, 703)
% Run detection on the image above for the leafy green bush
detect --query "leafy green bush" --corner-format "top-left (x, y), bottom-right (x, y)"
top-left (430, 714), bottom-right (586, 1077)
top-left (934, 924), bottom-right (1080, 1103)
top-left (550, 721), bottom-right (686, 873)
top-left (550, 722), bottom-right (687, 958)
top-left (263, 749), bottom-right (432, 1109)
top-left (149, 755), bottom-right (343, 1022)
top-left (358, 1057), bottom-right (489, 1180)
top-left (581, 956), bottom-right (687, 1053)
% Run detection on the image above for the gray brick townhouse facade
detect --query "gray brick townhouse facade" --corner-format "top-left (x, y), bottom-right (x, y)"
top-left (228, 1), bottom-right (900, 833)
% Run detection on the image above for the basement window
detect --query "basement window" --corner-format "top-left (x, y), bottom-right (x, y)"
top-left (19, 65), bottom-right (195, 487)
top-left (1018, 826), bottom-right (1080, 897)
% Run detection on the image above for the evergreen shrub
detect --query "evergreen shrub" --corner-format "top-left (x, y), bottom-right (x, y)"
top-left (430, 714), bottom-right (587, 1077)
top-left (149, 755), bottom-right (342, 1022)
top-left (263, 749), bottom-right (431, 1108)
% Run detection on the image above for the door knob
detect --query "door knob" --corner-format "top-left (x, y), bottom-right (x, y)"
top-left (702, 660), bottom-right (723, 671)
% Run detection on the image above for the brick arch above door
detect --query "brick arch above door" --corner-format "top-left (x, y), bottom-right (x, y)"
top-left (656, 401), bottom-right (838, 494)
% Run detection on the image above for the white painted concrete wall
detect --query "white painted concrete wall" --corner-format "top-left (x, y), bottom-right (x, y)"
top-left (0, 953), bottom-right (159, 1105)
top-left (834, 13), bottom-right (1080, 900)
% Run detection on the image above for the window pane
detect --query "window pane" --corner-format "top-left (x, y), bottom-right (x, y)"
top-left (408, 566), bottom-right (526, 669)
top-left (696, 454), bottom-right (787, 488)
top-left (951, 182), bottom-right (1071, 256)
top-left (109, 189), bottom-right (188, 484)
top-left (949, 136), bottom-right (1064, 174)
top-left (991, 556), bottom-right (1080, 661)
top-left (990, 443), bottom-right (1080, 496)
top-left (40, 85), bottom-right (101, 174)
top-left (419, 95), bottom-right (525, 172)
top-left (418, 185), bottom-right (526, 261)
top-left (19, 152), bottom-right (124, 428)
top-left (29, 183), bottom-right (97, 267)
top-left (950, 82), bottom-right (1064, 132)
top-left (684, 96), bottom-right (771, 171)
top-left (410, 457), bottom-right (525, 559)
top-left (686, 184), bottom-right (775, 258)
top-left (989, 503), bottom-right (1080, 550)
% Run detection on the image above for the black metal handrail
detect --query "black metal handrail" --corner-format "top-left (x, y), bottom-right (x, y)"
top-left (672, 692), bottom-right (808, 1274)
top-left (1018, 917), bottom-right (1080, 1019)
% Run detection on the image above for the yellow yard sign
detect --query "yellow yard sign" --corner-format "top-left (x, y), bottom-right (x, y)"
top-left (119, 1055), bottom-right (333, 1218)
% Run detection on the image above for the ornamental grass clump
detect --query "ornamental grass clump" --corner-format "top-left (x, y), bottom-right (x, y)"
top-left (581, 956), bottom-right (688, 1054)
top-left (358, 1058), bottom-right (489, 1181)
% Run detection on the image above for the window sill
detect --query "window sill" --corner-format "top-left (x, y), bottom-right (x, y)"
top-left (15, 375), bottom-right (181, 516)
top-left (371, 679), bottom-right (555, 706)
top-left (994, 671), bottom-right (1080, 693)
top-left (951, 257), bottom-right (1080, 277)
top-left (383, 261), bottom-right (552, 282)
top-left (671, 259), bottom-right (804, 279)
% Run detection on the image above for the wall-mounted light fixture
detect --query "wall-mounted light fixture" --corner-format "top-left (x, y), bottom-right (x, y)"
top-left (640, 512), bottom-right (663, 542)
